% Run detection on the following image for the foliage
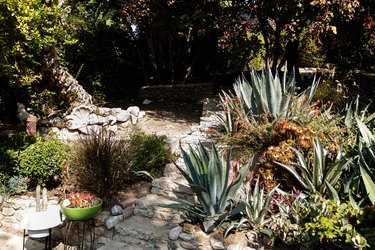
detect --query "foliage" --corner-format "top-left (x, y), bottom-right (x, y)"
top-left (0, 175), bottom-right (28, 200)
top-left (0, 133), bottom-right (37, 183)
top-left (70, 131), bottom-right (132, 205)
top-left (65, 192), bottom-right (100, 208)
top-left (63, 0), bottom-right (140, 101)
top-left (357, 204), bottom-right (375, 247)
top-left (275, 137), bottom-right (350, 200)
top-left (303, 196), bottom-right (367, 249)
top-left (215, 65), bottom-right (319, 139)
top-left (129, 132), bottom-right (173, 177)
top-left (225, 178), bottom-right (276, 237)
top-left (271, 194), bottom-right (367, 249)
top-left (169, 142), bottom-right (250, 233)
top-left (15, 138), bottom-right (69, 188)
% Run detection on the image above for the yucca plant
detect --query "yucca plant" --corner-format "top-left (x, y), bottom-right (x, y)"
top-left (275, 137), bottom-right (350, 201)
top-left (169, 142), bottom-right (250, 232)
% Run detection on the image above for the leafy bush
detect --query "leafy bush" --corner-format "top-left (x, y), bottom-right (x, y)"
top-left (271, 194), bottom-right (367, 249)
top-left (129, 132), bottom-right (174, 177)
top-left (15, 138), bottom-right (69, 188)
top-left (0, 175), bottom-right (29, 200)
top-left (0, 133), bottom-right (37, 183)
top-left (70, 131), bottom-right (132, 205)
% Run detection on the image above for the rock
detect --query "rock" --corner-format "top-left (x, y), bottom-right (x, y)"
top-left (138, 111), bottom-right (146, 119)
top-left (67, 106), bottom-right (92, 129)
top-left (107, 115), bottom-right (117, 125)
top-left (107, 125), bottom-right (118, 133)
top-left (94, 211), bottom-right (111, 226)
top-left (95, 226), bottom-right (114, 238)
top-left (123, 206), bottom-right (134, 219)
top-left (130, 114), bottom-right (138, 125)
top-left (210, 240), bottom-right (224, 250)
top-left (143, 99), bottom-right (152, 105)
top-left (78, 125), bottom-right (102, 134)
top-left (169, 226), bottom-right (182, 240)
top-left (112, 109), bottom-right (130, 122)
top-left (98, 107), bottom-right (111, 116)
top-left (127, 106), bottom-right (140, 116)
top-left (180, 240), bottom-right (198, 249)
top-left (182, 223), bottom-right (196, 234)
top-left (224, 230), bottom-right (248, 249)
top-left (197, 246), bottom-right (213, 250)
top-left (1, 207), bottom-right (15, 216)
top-left (104, 215), bottom-right (124, 229)
top-left (119, 198), bottom-right (137, 209)
top-left (88, 114), bottom-right (106, 124)
top-left (111, 205), bottom-right (123, 216)
top-left (179, 232), bottom-right (194, 241)
top-left (48, 116), bottom-right (66, 128)
top-left (119, 121), bottom-right (130, 128)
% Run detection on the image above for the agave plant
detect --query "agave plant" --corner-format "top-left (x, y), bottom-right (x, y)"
top-left (342, 97), bottom-right (375, 204)
top-left (225, 178), bottom-right (276, 237)
top-left (215, 65), bottom-right (319, 134)
top-left (170, 142), bottom-right (250, 232)
top-left (275, 137), bottom-right (350, 201)
top-left (234, 66), bottom-right (319, 121)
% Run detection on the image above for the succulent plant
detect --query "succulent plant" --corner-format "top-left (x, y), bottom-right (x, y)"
top-left (275, 137), bottom-right (350, 201)
top-left (168, 142), bottom-right (250, 233)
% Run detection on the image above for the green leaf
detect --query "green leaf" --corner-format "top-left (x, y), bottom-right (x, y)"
top-left (359, 163), bottom-right (375, 204)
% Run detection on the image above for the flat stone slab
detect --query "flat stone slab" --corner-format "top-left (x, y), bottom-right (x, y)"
top-left (115, 215), bottom-right (174, 242)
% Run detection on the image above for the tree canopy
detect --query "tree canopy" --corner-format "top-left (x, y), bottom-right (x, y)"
top-left (0, 0), bottom-right (374, 121)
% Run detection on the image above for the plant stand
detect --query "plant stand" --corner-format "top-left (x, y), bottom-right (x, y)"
top-left (63, 218), bottom-right (95, 250)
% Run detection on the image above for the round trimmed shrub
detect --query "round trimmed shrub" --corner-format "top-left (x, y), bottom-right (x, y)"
top-left (15, 138), bottom-right (69, 188)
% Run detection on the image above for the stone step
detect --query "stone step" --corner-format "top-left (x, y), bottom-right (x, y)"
top-left (112, 215), bottom-right (172, 249)
top-left (134, 194), bottom-right (186, 223)
top-left (98, 240), bottom-right (168, 250)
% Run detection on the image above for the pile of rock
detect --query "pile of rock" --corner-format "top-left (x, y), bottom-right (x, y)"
top-left (41, 105), bottom-right (145, 139)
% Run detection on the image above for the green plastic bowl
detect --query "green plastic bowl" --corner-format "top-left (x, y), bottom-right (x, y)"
top-left (60, 198), bottom-right (103, 221)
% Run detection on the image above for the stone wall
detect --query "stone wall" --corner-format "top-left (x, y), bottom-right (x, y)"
top-left (140, 83), bottom-right (216, 101)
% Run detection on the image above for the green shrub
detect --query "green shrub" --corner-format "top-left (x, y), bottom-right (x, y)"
top-left (0, 175), bottom-right (29, 200)
top-left (70, 131), bottom-right (132, 205)
top-left (0, 133), bottom-right (37, 183)
top-left (129, 132), bottom-right (173, 177)
top-left (15, 138), bottom-right (69, 188)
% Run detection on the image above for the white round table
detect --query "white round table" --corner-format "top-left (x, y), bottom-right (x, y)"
top-left (20, 205), bottom-right (62, 250)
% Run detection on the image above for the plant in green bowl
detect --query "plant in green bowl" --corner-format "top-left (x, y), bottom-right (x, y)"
top-left (61, 192), bottom-right (102, 220)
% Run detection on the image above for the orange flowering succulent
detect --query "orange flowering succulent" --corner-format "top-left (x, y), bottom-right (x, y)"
top-left (66, 192), bottom-right (100, 208)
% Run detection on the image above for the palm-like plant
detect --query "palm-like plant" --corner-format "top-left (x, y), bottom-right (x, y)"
top-left (275, 137), bottom-right (350, 201)
top-left (171, 142), bottom-right (250, 232)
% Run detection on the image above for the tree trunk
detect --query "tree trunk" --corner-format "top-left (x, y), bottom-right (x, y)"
top-left (42, 47), bottom-right (93, 108)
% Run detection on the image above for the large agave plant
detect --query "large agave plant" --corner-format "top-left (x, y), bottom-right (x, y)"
top-left (170, 142), bottom-right (250, 232)
top-left (215, 65), bottom-right (320, 134)
top-left (342, 97), bottom-right (375, 204)
top-left (275, 137), bottom-right (350, 201)
top-left (233, 66), bottom-right (319, 122)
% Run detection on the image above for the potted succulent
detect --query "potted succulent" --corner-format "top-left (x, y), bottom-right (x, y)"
top-left (60, 192), bottom-right (103, 220)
